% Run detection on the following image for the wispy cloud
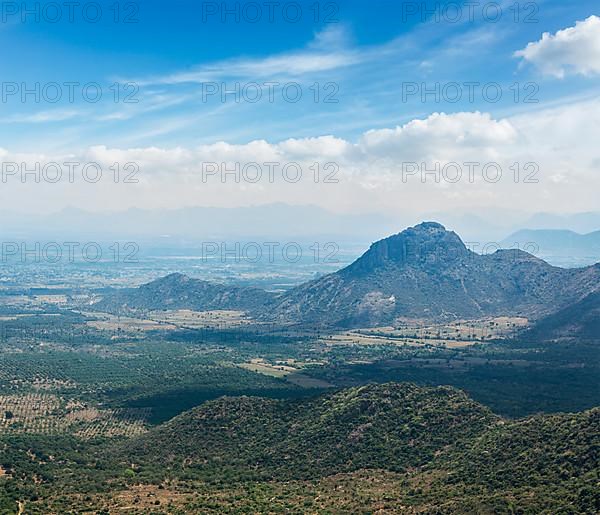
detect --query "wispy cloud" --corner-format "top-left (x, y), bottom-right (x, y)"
top-left (1, 109), bottom-right (82, 123)
top-left (132, 25), bottom-right (363, 86)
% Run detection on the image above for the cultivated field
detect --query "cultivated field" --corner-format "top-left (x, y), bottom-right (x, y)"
top-left (320, 317), bottom-right (529, 349)
top-left (0, 393), bottom-right (149, 438)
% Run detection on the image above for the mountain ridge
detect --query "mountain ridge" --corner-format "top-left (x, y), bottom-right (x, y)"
top-left (92, 222), bottom-right (600, 327)
top-left (267, 222), bottom-right (600, 327)
top-left (92, 272), bottom-right (275, 314)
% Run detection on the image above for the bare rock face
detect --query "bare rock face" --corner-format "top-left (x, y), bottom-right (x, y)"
top-left (346, 222), bottom-right (469, 274)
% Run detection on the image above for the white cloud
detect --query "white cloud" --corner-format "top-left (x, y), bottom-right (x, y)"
top-left (360, 112), bottom-right (517, 161)
top-left (2, 100), bottom-right (599, 216)
top-left (514, 15), bottom-right (600, 78)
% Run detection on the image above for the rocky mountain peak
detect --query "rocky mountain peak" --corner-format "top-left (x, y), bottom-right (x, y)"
top-left (345, 221), bottom-right (469, 274)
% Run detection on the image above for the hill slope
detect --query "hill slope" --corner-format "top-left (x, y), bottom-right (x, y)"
top-left (114, 383), bottom-right (599, 513)
top-left (3, 383), bottom-right (597, 514)
top-left (523, 290), bottom-right (600, 343)
top-left (123, 383), bottom-right (496, 480)
top-left (92, 272), bottom-right (275, 314)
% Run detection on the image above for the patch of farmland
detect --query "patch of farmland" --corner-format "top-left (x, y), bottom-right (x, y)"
top-left (0, 393), bottom-right (150, 438)
top-left (149, 309), bottom-right (254, 329)
top-left (85, 313), bottom-right (177, 332)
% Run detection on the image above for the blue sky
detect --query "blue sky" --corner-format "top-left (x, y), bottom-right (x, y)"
top-left (0, 0), bottom-right (599, 216)
top-left (0, 0), bottom-right (597, 150)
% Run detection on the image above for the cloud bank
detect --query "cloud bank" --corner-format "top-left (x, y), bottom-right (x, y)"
top-left (1, 98), bottom-right (599, 216)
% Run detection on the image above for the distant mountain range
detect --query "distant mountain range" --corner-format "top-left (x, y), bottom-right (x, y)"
top-left (3, 205), bottom-right (600, 244)
top-left (93, 222), bottom-right (600, 328)
top-left (0, 204), bottom-right (397, 241)
top-left (426, 210), bottom-right (600, 241)
top-left (500, 229), bottom-right (600, 266)
top-left (502, 228), bottom-right (600, 250)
